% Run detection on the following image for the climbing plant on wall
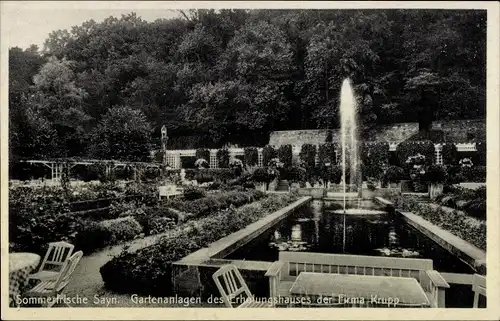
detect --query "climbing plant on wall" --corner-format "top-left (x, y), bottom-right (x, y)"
top-left (262, 145), bottom-right (277, 167)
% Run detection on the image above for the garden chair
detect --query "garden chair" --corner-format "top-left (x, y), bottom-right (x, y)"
top-left (212, 265), bottom-right (273, 308)
top-left (472, 274), bottom-right (486, 308)
top-left (29, 241), bottom-right (74, 281)
top-left (24, 251), bottom-right (83, 307)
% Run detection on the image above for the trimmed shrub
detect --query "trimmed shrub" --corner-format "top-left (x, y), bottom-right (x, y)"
top-left (262, 145), bottom-right (277, 166)
top-left (252, 167), bottom-right (275, 183)
top-left (426, 164), bottom-right (446, 183)
top-left (195, 148), bottom-right (210, 162)
top-left (299, 144), bottom-right (317, 169)
top-left (362, 164), bottom-right (384, 181)
top-left (216, 149), bottom-right (230, 168)
top-left (318, 143), bottom-right (336, 165)
top-left (74, 216), bottom-right (142, 253)
top-left (285, 165), bottom-right (307, 184)
top-left (325, 129), bottom-right (333, 142)
top-left (445, 165), bottom-right (463, 184)
top-left (442, 143), bottom-right (458, 165)
top-left (395, 141), bottom-right (435, 167)
top-left (475, 141), bottom-right (486, 166)
top-left (383, 166), bottom-right (406, 184)
top-left (183, 186), bottom-right (206, 201)
top-left (277, 145), bottom-right (293, 167)
top-left (244, 147), bottom-right (259, 166)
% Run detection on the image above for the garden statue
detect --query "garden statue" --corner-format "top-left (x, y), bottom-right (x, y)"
top-left (180, 168), bottom-right (186, 182)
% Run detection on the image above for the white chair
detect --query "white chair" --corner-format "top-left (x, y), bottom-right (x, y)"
top-left (29, 241), bottom-right (74, 281)
top-left (472, 274), bottom-right (486, 308)
top-left (212, 265), bottom-right (273, 308)
top-left (25, 251), bottom-right (83, 307)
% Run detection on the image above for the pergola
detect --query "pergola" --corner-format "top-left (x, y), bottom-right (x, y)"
top-left (18, 158), bottom-right (162, 181)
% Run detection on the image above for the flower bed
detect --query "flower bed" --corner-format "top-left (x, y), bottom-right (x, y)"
top-left (9, 186), bottom-right (264, 255)
top-left (434, 186), bottom-right (486, 220)
top-left (99, 193), bottom-right (297, 296)
top-left (392, 196), bottom-right (486, 251)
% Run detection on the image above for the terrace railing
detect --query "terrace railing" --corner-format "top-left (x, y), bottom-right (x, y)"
top-left (265, 252), bottom-right (450, 307)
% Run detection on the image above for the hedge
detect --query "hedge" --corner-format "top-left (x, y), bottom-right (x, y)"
top-left (244, 147), bottom-right (259, 166)
top-left (318, 143), bottom-right (336, 165)
top-left (392, 196), bottom-right (485, 250)
top-left (262, 145), bottom-right (277, 167)
top-left (278, 145), bottom-right (293, 167)
top-left (382, 165), bottom-right (406, 183)
top-left (166, 190), bottom-right (266, 219)
top-left (183, 168), bottom-right (237, 182)
top-left (395, 140), bottom-right (435, 167)
top-left (216, 149), bottom-right (230, 168)
top-left (99, 194), bottom-right (298, 296)
top-left (299, 144), bottom-right (316, 169)
top-left (442, 143), bottom-right (458, 165)
top-left (195, 148), bottom-right (210, 162)
top-left (74, 216), bottom-right (143, 253)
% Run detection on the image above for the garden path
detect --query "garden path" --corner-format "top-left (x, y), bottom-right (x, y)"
top-left (63, 230), bottom-right (177, 307)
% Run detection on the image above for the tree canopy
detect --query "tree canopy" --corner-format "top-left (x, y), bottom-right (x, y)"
top-left (9, 9), bottom-right (486, 160)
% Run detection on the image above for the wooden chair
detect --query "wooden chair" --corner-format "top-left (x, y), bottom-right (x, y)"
top-left (29, 241), bottom-right (74, 281)
top-left (212, 265), bottom-right (273, 308)
top-left (472, 274), bottom-right (486, 308)
top-left (25, 251), bottom-right (83, 307)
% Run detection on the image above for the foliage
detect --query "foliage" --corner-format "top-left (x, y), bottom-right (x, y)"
top-left (392, 196), bottom-right (485, 250)
top-left (75, 216), bottom-right (143, 253)
top-left (184, 168), bottom-right (236, 182)
top-left (318, 143), bottom-right (336, 166)
top-left (251, 167), bottom-right (276, 183)
top-left (475, 141), bottom-right (486, 166)
top-left (167, 189), bottom-right (265, 219)
top-left (262, 145), bottom-right (277, 167)
top-left (425, 164), bottom-right (446, 183)
top-left (99, 193), bottom-right (297, 295)
top-left (395, 141), bottom-right (435, 168)
top-left (382, 166), bottom-right (406, 184)
top-left (299, 144), bottom-right (317, 169)
top-left (244, 147), bottom-right (259, 166)
top-left (284, 165), bottom-right (307, 184)
top-left (441, 143), bottom-right (458, 165)
top-left (9, 11), bottom-right (486, 160)
top-left (183, 186), bottom-right (206, 201)
top-left (461, 166), bottom-right (486, 183)
top-left (277, 145), bottom-right (293, 168)
top-left (90, 106), bottom-right (152, 161)
top-left (195, 148), bottom-right (210, 162)
top-left (361, 142), bottom-right (389, 168)
top-left (216, 148), bottom-right (230, 168)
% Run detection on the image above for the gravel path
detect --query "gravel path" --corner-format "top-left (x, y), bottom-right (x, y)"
top-left (63, 230), bottom-right (183, 307)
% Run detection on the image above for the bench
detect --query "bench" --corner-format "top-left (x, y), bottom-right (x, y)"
top-left (265, 252), bottom-right (450, 307)
top-left (159, 185), bottom-right (183, 200)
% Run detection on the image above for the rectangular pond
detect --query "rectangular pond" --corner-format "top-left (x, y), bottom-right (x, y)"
top-left (225, 199), bottom-right (483, 308)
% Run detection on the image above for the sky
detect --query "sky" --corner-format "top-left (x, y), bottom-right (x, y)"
top-left (2, 2), bottom-right (181, 50)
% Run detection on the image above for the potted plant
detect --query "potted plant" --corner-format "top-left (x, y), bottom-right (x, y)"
top-left (286, 165), bottom-right (307, 192)
top-left (252, 167), bottom-right (274, 192)
top-left (426, 164), bottom-right (446, 199)
top-left (268, 158), bottom-right (284, 191)
top-left (383, 166), bottom-right (405, 189)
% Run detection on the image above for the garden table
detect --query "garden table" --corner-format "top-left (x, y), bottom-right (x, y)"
top-left (289, 272), bottom-right (430, 308)
top-left (9, 252), bottom-right (41, 306)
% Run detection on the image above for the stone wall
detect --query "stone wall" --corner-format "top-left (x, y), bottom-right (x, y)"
top-left (268, 119), bottom-right (485, 146)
